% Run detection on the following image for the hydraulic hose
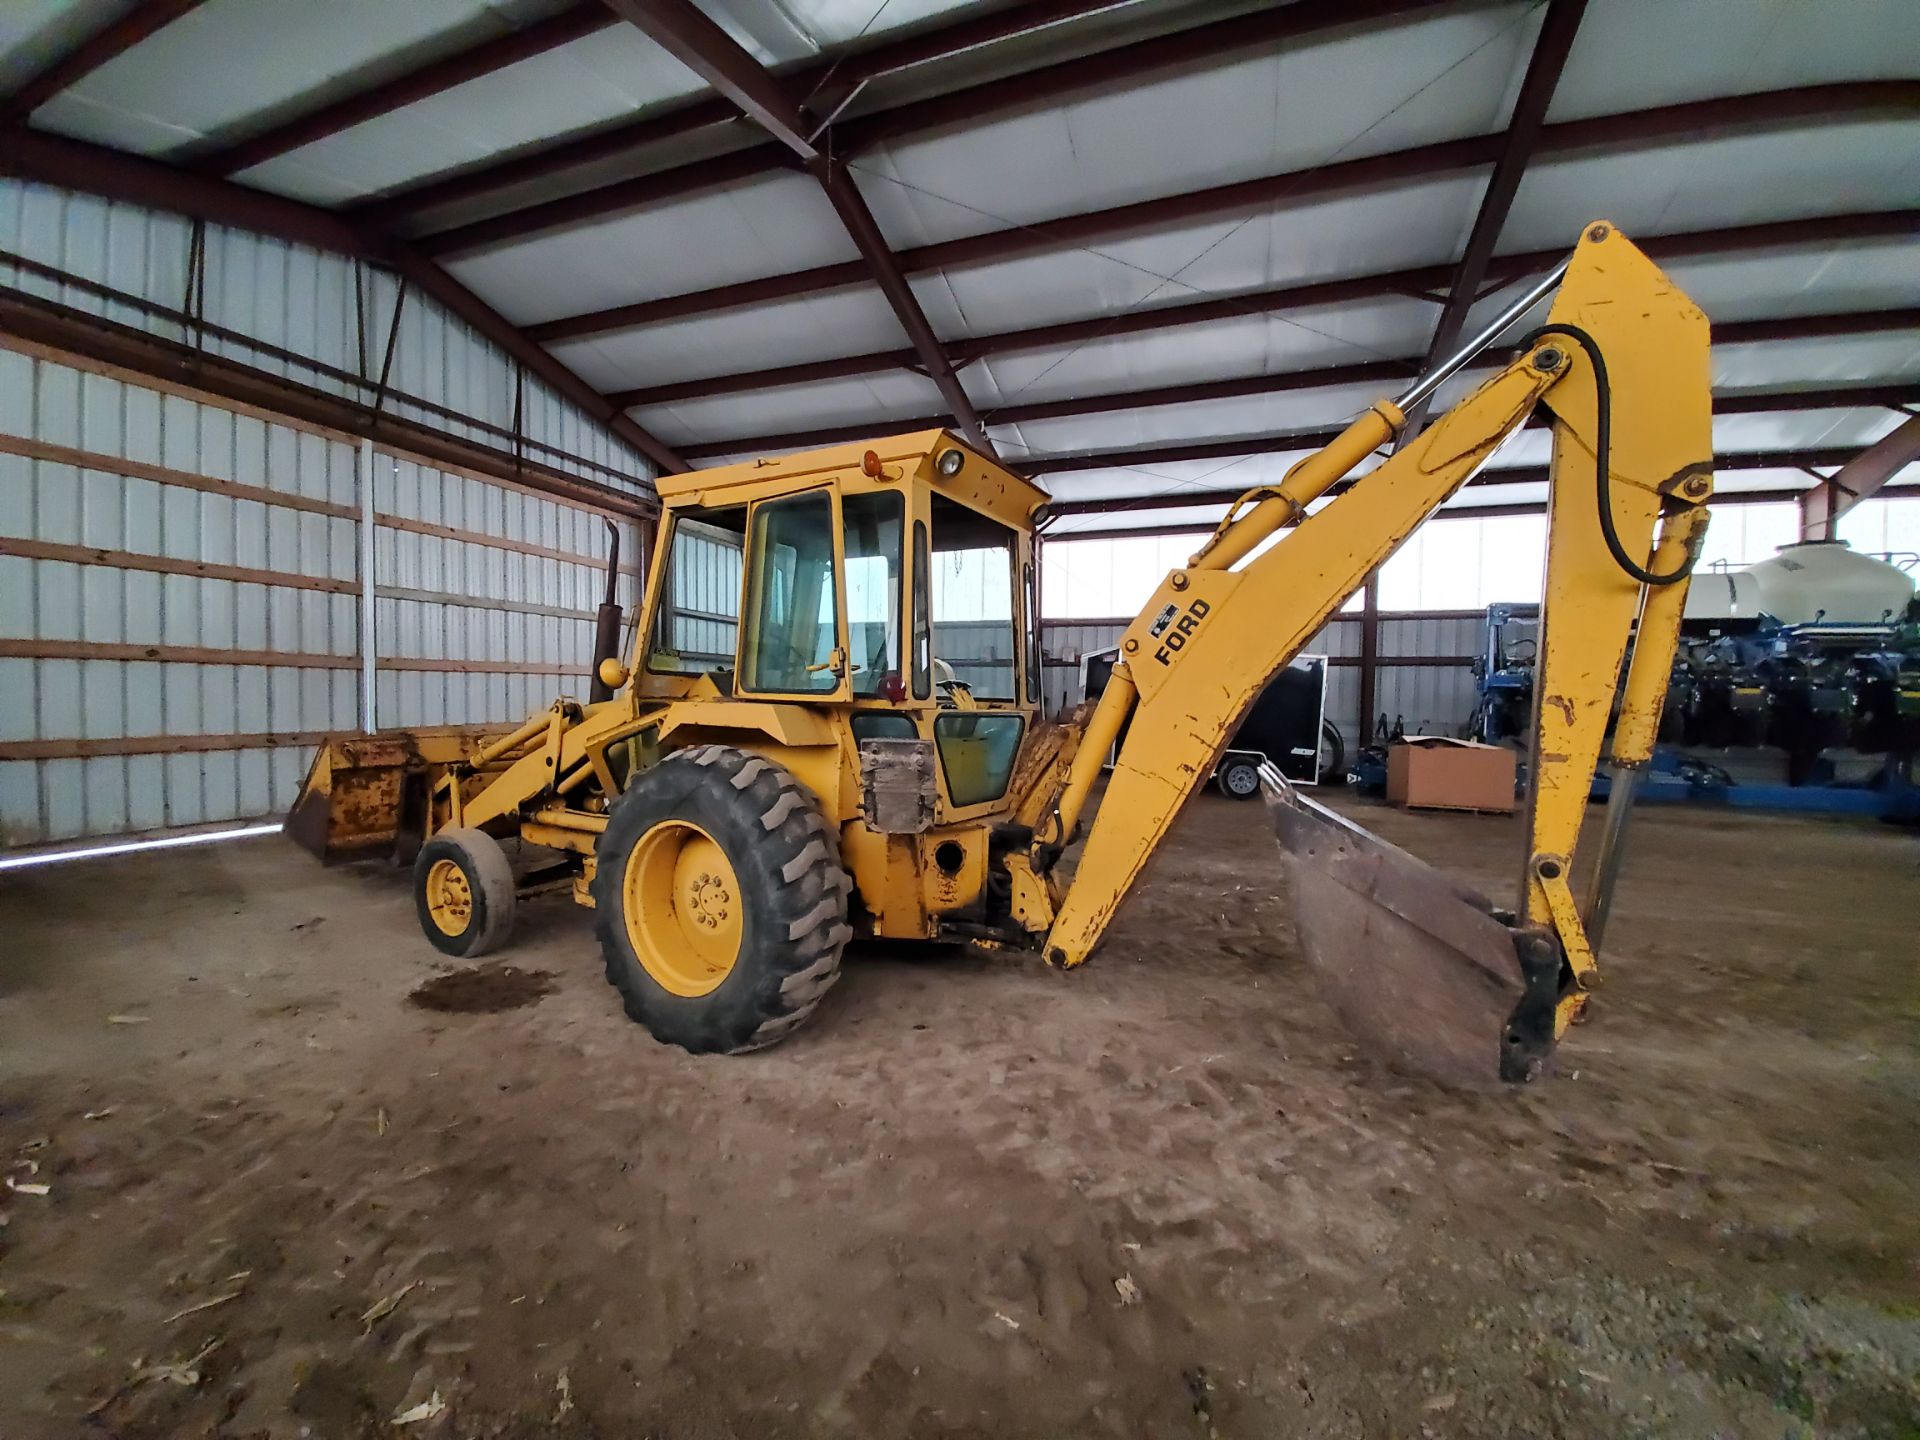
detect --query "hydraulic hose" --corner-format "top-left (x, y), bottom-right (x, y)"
top-left (1516, 323), bottom-right (1699, 587)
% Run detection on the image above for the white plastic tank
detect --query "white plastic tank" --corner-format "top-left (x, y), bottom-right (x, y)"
top-left (1683, 540), bottom-right (1915, 625)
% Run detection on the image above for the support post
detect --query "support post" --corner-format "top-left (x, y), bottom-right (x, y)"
top-left (1359, 572), bottom-right (1381, 741)
top-left (359, 438), bottom-right (378, 734)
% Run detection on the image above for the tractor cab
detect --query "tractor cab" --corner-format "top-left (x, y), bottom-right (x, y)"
top-left (634, 431), bottom-right (1051, 819)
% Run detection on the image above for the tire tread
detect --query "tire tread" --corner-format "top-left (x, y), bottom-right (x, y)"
top-left (589, 746), bottom-right (851, 1054)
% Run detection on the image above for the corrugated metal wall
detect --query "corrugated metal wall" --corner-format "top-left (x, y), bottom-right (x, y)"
top-left (0, 180), bottom-right (653, 494)
top-left (1375, 613), bottom-right (1483, 741)
top-left (0, 181), bottom-right (652, 849)
top-left (0, 345), bottom-right (645, 847)
top-left (1034, 613), bottom-right (1483, 748)
top-left (933, 620), bottom-right (1018, 696)
top-left (0, 347), bottom-right (361, 841)
top-left (656, 522), bottom-right (744, 667)
top-left (0, 345), bottom-right (645, 852)
top-left (371, 453), bottom-right (639, 730)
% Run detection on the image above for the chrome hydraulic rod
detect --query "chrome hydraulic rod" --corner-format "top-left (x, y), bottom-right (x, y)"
top-left (1582, 766), bottom-right (1639, 953)
top-left (1392, 257), bottom-right (1572, 414)
top-left (1190, 254), bottom-right (1575, 577)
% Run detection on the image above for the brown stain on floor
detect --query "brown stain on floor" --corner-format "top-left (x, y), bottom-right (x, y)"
top-left (407, 961), bottom-right (556, 1013)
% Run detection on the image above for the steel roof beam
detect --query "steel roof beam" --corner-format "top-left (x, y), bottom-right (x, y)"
top-left (1043, 446), bottom-right (1870, 515)
top-left (417, 144), bottom-right (801, 259)
top-left (358, 0), bottom-right (1142, 228)
top-left (602, 0), bottom-right (818, 159)
top-left (506, 79), bottom-right (1919, 334)
top-left (2, 126), bottom-right (368, 252)
top-left (0, 128), bottom-right (687, 474)
top-left (194, 3), bottom-right (619, 177)
top-left (422, 0), bottom-right (1476, 261)
top-left (0, 0), bottom-right (206, 126)
top-left (1034, 413), bottom-right (1901, 482)
top-left (601, 210), bottom-right (1916, 410)
top-left (492, 128), bottom-right (1495, 278)
top-left (1047, 481), bottom-right (1920, 543)
top-left (0, 286), bottom-right (654, 515)
top-left (1402, 0), bottom-right (1585, 437)
top-left (602, 0), bottom-right (997, 455)
top-left (672, 318), bottom-right (1920, 461)
top-left (1800, 414), bottom-right (1920, 539)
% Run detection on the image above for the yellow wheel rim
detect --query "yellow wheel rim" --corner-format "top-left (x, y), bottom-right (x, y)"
top-left (623, 820), bottom-right (743, 997)
top-left (424, 857), bottom-right (474, 937)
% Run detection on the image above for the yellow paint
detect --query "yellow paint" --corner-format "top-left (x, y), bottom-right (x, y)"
top-left (1000, 851), bottom-right (1057, 933)
top-left (1519, 223), bottom-right (1711, 976)
top-left (656, 430), bottom-right (1048, 535)
top-left (1610, 506), bottom-right (1710, 764)
top-left (917, 826), bottom-right (987, 919)
top-left (1045, 223), bottom-right (1713, 1061)
top-left (1190, 401), bottom-right (1403, 572)
top-left (622, 819), bottom-right (744, 997)
top-left (840, 826), bottom-right (932, 939)
top-left (651, 701), bottom-right (840, 752)
top-left (1045, 358), bottom-right (1561, 965)
top-left (422, 857), bottom-right (472, 937)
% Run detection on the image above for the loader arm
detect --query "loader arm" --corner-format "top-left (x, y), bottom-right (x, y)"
top-left (1033, 222), bottom-right (1712, 1081)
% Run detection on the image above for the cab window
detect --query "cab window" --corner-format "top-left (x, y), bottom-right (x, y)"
top-left (742, 491), bottom-right (839, 694)
top-left (930, 494), bottom-right (1018, 702)
top-left (844, 490), bottom-right (904, 698)
top-left (646, 508), bottom-right (745, 676)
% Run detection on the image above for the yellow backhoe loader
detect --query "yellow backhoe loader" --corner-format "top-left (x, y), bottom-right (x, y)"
top-left (288, 222), bottom-right (1712, 1085)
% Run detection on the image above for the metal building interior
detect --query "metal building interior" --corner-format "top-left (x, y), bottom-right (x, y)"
top-left (1, 1), bottom-right (1916, 1435)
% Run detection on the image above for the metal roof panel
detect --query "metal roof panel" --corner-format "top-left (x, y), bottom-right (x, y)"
top-left (633, 369), bottom-right (950, 448)
top-left (548, 284), bottom-right (906, 392)
top-left (32, 0), bottom-right (568, 155)
top-left (1500, 120), bottom-right (1920, 253)
top-left (443, 168), bottom-right (862, 324)
top-left (856, 3), bottom-right (1535, 249)
top-left (1547, 0), bottom-right (1920, 123)
top-left (235, 27), bottom-right (707, 205)
top-left (903, 172), bottom-right (1486, 340)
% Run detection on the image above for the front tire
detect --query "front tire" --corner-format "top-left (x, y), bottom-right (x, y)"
top-left (591, 745), bottom-right (852, 1054)
top-left (414, 827), bottom-right (517, 957)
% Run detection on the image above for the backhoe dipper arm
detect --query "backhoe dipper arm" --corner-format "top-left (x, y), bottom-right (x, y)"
top-left (1037, 224), bottom-right (1713, 1028)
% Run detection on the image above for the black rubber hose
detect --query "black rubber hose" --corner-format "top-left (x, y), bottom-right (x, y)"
top-left (1516, 323), bottom-right (1697, 587)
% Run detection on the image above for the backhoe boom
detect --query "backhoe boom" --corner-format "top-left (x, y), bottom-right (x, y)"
top-left (1035, 222), bottom-right (1712, 1083)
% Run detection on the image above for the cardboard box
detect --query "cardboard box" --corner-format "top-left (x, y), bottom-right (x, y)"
top-left (1386, 736), bottom-right (1516, 813)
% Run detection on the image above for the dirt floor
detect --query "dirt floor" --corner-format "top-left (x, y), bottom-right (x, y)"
top-left (2, 789), bottom-right (1917, 1439)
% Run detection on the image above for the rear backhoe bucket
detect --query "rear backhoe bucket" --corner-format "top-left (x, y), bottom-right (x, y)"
top-left (1260, 766), bottom-right (1560, 1088)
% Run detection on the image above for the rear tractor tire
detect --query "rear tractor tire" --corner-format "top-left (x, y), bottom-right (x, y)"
top-left (413, 827), bottom-right (518, 958)
top-left (590, 745), bottom-right (853, 1054)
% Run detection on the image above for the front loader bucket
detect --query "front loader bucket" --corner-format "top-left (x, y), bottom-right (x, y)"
top-left (285, 736), bottom-right (426, 865)
top-left (1260, 767), bottom-right (1560, 1088)
top-left (285, 729), bottom-right (498, 865)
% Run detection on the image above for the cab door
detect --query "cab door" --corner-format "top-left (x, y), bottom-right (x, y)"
top-left (736, 488), bottom-right (850, 700)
